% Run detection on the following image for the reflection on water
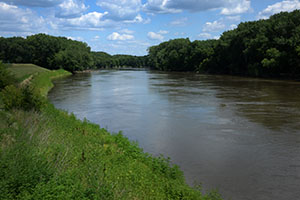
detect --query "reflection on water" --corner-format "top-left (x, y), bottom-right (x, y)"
top-left (49, 70), bottom-right (300, 200)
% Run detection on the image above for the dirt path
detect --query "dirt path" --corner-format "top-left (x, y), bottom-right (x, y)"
top-left (20, 75), bottom-right (34, 87)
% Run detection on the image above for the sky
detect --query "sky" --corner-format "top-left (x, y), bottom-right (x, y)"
top-left (0, 0), bottom-right (300, 56)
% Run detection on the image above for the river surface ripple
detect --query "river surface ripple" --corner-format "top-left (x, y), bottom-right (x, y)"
top-left (48, 70), bottom-right (300, 200)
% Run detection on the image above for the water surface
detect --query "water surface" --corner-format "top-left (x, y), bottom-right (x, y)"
top-left (49, 70), bottom-right (300, 200)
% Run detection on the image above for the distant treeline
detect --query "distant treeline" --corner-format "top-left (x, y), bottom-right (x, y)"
top-left (91, 52), bottom-right (148, 69)
top-left (0, 34), bottom-right (147, 72)
top-left (148, 10), bottom-right (300, 79)
top-left (1, 10), bottom-right (300, 78)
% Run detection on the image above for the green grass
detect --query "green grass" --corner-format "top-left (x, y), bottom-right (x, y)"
top-left (5, 63), bottom-right (71, 96)
top-left (5, 63), bottom-right (50, 82)
top-left (0, 64), bottom-right (222, 200)
top-left (30, 69), bottom-right (72, 97)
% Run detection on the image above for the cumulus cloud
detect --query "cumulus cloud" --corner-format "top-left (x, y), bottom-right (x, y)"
top-left (258, 0), bottom-right (300, 19)
top-left (1, 0), bottom-right (62, 7)
top-left (107, 32), bottom-right (134, 40)
top-left (67, 36), bottom-right (84, 41)
top-left (221, 0), bottom-right (251, 15)
top-left (170, 17), bottom-right (188, 26)
top-left (142, 0), bottom-right (180, 14)
top-left (56, 0), bottom-right (88, 18)
top-left (123, 14), bottom-right (145, 23)
top-left (55, 11), bottom-right (111, 30)
top-left (97, 0), bottom-right (142, 21)
top-left (147, 30), bottom-right (168, 41)
top-left (147, 31), bottom-right (164, 40)
top-left (143, 0), bottom-right (251, 15)
top-left (203, 20), bottom-right (226, 32)
top-left (52, 12), bottom-right (144, 31)
top-left (0, 2), bottom-right (46, 34)
top-left (166, 0), bottom-right (225, 12)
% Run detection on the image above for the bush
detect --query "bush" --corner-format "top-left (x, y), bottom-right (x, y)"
top-left (0, 62), bottom-right (16, 89)
top-left (1, 85), bottom-right (45, 111)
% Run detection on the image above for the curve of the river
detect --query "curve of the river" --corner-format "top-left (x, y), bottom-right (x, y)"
top-left (48, 70), bottom-right (300, 200)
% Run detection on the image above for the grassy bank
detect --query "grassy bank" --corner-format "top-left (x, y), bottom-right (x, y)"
top-left (5, 63), bottom-right (50, 82)
top-left (5, 63), bottom-right (71, 96)
top-left (0, 64), bottom-right (221, 199)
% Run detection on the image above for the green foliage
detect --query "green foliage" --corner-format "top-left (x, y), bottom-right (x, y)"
top-left (5, 63), bottom-right (49, 82)
top-left (0, 85), bottom-right (23, 110)
top-left (296, 46), bottom-right (300, 56)
top-left (0, 62), bottom-right (16, 89)
top-left (30, 69), bottom-right (71, 96)
top-left (148, 38), bottom-right (198, 71)
top-left (148, 10), bottom-right (300, 79)
top-left (0, 104), bottom-right (219, 199)
top-left (0, 34), bottom-right (93, 72)
top-left (0, 33), bottom-right (146, 72)
top-left (1, 85), bottom-right (45, 111)
top-left (92, 51), bottom-right (148, 69)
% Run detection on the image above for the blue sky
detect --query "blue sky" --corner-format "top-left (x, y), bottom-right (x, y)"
top-left (1, 0), bottom-right (300, 55)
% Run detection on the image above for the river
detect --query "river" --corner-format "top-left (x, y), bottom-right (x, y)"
top-left (48, 70), bottom-right (300, 200)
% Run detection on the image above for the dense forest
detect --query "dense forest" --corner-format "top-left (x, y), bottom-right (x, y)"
top-left (0, 34), bottom-right (147, 72)
top-left (92, 52), bottom-right (148, 69)
top-left (148, 10), bottom-right (300, 79)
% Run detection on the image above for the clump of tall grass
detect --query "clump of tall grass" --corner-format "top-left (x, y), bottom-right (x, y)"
top-left (1, 84), bottom-right (46, 111)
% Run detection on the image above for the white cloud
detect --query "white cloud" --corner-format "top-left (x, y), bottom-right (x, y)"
top-left (158, 30), bottom-right (169, 34)
top-left (170, 17), bottom-right (188, 26)
top-left (56, 11), bottom-right (111, 30)
top-left (142, 0), bottom-right (181, 14)
top-left (258, 0), bottom-right (300, 19)
top-left (198, 33), bottom-right (212, 39)
top-left (229, 24), bottom-right (237, 30)
top-left (123, 14), bottom-right (145, 24)
top-left (165, 0), bottom-right (225, 12)
top-left (1, 0), bottom-right (63, 7)
top-left (203, 20), bottom-right (226, 32)
top-left (67, 36), bottom-right (84, 41)
top-left (56, 0), bottom-right (88, 18)
top-left (120, 29), bottom-right (135, 34)
top-left (147, 31), bottom-right (164, 41)
top-left (50, 11), bottom-right (145, 31)
top-left (0, 2), bottom-right (46, 34)
top-left (214, 35), bottom-right (221, 40)
top-left (97, 0), bottom-right (142, 21)
top-left (107, 32), bottom-right (134, 41)
top-left (143, 0), bottom-right (251, 15)
top-left (221, 0), bottom-right (251, 15)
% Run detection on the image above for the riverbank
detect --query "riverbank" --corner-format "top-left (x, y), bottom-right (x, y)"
top-left (0, 64), bottom-right (221, 199)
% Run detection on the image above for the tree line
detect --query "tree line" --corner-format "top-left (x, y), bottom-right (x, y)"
top-left (1, 10), bottom-right (300, 78)
top-left (0, 34), bottom-right (147, 72)
top-left (148, 10), bottom-right (300, 79)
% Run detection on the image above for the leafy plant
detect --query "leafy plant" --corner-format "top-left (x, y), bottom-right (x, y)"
top-left (0, 61), bottom-right (16, 89)
top-left (1, 85), bottom-right (45, 111)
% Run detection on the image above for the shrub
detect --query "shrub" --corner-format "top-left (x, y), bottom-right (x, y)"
top-left (0, 62), bottom-right (16, 89)
top-left (1, 85), bottom-right (45, 111)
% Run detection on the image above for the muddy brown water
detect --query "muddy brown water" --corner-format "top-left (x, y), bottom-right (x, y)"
top-left (48, 70), bottom-right (300, 200)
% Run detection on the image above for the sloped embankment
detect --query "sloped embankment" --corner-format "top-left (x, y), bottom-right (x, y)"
top-left (0, 64), bottom-right (222, 199)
